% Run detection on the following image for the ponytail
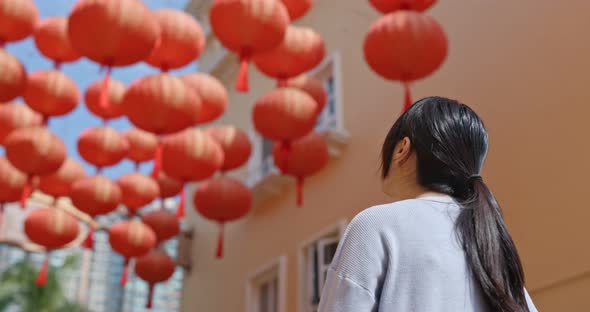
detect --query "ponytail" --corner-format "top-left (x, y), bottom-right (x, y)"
top-left (455, 176), bottom-right (530, 312)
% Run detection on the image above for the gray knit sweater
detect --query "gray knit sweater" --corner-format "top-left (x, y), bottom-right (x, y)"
top-left (318, 196), bottom-right (538, 312)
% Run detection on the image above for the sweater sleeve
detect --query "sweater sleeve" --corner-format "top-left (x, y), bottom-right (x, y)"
top-left (318, 209), bottom-right (390, 312)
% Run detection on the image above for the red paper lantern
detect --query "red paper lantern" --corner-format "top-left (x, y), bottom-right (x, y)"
top-left (123, 128), bottom-right (158, 167)
top-left (70, 175), bottom-right (122, 217)
top-left (0, 157), bottom-right (26, 205)
top-left (142, 210), bottom-right (180, 243)
top-left (84, 78), bottom-right (126, 121)
top-left (146, 9), bottom-right (205, 70)
top-left (5, 127), bottom-right (66, 176)
top-left (109, 220), bottom-right (157, 284)
top-left (364, 11), bottom-right (447, 110)
top-left (0, 0), bottom-right (38, 44)
top-left (209, 0), bottom-right (290, 92)
top-left (181, 73), bottom-right (228, 124)
top-left (284, 75), bottom-right (327, 114)
top-left (135, 250), bottom-right (176, 308)
top-left (23, 70), bottom-right (80, 119)
top-left (67, 0), bottom-right (159, 67)
top-left (369, 0), bottom-right (436, 14)
top-left (24, 207), bottom-right (79, 286)
top-left (33, 16), bottom-right (81, 66)
top-left (253, 26), bottom-right (325, 83)
top-left (77, 126), bottom-right (129, 169)
top-left (281, 0), bottom-right (313, 20)
top-left (0, 49), bottom-right (27, 102)
top-left (155, 171), bottom-right (183, 199)
top-left (38, 158), bottom-right (85, 198)
top-left (0, 103), bottom-right (43, 145)
top-left (272, 131), bottom-right (328, 206)
top-left (194, 176), bottom-right (251, 258)
top-left (206, 126), bottom-right (252, 171)
top-left (161, 129), bottom-right (224, 182)
top-left (252, 87), bottom-right (318, 142)
top-left (122, 73), bottom-right (201, 135)
top-left (117, 173), bottom-right (159, 215)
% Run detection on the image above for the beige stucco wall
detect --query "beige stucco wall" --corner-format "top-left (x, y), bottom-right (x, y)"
top-left (181, 0), bottom-right (590, 311)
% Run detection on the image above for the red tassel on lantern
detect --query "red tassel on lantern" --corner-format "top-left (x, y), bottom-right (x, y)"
top-left (403, 82), bottom-right (412, 112)
top-left (121, 258), bottom-right (129, 286)
top-left (151, 143), bottom-right (162, 178)
top-left (99, 67), bottom-right (111, 110)
top-left (236, 54), bottom-right (250, 92)
top-left (36, 257), bottom-right (49, 286)
top-left (177, 188), bottom-right (185, 219)
top-left (20, 178), bottom-right (32, 208)
top-left (146, 284), bottom-right (155, 308)
top-left (216, 223), bottom-right (224, 259)
top-left (82, 229), bottom-right (94, 250)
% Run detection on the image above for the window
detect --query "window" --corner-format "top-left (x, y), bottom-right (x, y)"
top-left (246, 256), bottom-right (287, 312)
top-left (298, 220), bottom-right (347, 312)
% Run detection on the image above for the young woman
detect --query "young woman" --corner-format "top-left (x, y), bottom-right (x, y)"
top-left (319, 97), bottom-right (537, 311)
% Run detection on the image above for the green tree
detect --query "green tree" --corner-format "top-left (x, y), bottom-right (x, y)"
top-left (0, 254), bottom-right (89, 312)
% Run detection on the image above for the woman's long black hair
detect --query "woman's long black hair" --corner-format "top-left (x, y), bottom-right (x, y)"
top-left (381, 97), bottom-right (529, 311)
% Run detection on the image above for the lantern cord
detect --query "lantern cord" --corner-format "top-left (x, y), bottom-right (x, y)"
top-left (403, 82), bottom-right (412, 112)
top-left (134, 162), bottom-right (140, 172)
top-left (296, 176), bottom-right (304, 207)
top-left (176, 187), bottom-right (185, 219)
top-left (20, 177), bottom-right (33, 209)
top-left (82, 228), bottom-right (94, 250)
top-left (216, 223), bottom-right (224, 259)
top-left (151, 141), bottom-right (163, 178)
top-left (277, 78), bottom-right (287, 87)
top-left (99, 67), bottom-right (112, 110)
top-left (42, 116), bottom-right (49, 127)
top-left (160, 197), bottom-right (166, 210)
top-left (53, 61), bottom-right (61, 70)
top-left (235, 53), bottom-right (250, 92)
top-left (146, 284), bottom-right (155, 308)
top-left (36, 256), bottom-right (49, 287)
top-left (120, 258), bottom-right (129, 286)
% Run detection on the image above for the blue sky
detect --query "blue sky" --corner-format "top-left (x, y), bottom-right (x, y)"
top-left (5, 0), bottom-right (193, 179)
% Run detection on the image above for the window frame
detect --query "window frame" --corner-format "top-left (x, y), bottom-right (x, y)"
top-left (245, 255), bottom-right (288, 312)
top-left (297, 220), bottom-right (348, 312)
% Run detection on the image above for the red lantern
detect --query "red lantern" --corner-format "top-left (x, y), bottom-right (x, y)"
top-left (281, 0), bottom-right (313, 20)
top-left (23, 70), bottom-right (80, 119)
top-left (24, 207), bottom-right (79, 286)
top-left (77, 126), bottom-right (129, 170)
top-left (146, 9), bottom-right (205, 71)
top-left (284, 75), bottom-right (327, 114)
top-left (33, 16), bottom-right (81, 66)
top-left (4, 127), bottom-right (66, 206)
top-left (161, 128), bottom-right (224, 182)
top-left (0, 49), bottom-right (27, 102)
top-left (122, 73), bottom-right (201, 135)
top-left (253, 26), bottom-right (325, 83)
top-left (71, 175), bottom-right (121, 217)
top-left (117, 173), bottom-right (159, 216)
top-left (38, 158), bottom-right (85, 198)
top-left (364, 11), bottom-right (447, 110)
top-left (135, 250), bottom-right (176, 308)
top-left (272, 131), bottom-right (328, 206)
top-left (0, 157), bottom-right (26, 206)
top-left (206, 126), bottom-right (252, 171)
top-left (123, 128), bottom-right (158, 168)
top-left (84, 78), bottom-right (126, 121)
top-left (142, 210), bottom-right (180, 243)
top-left (108, 220), bottom-right (157, 284)
top-left (0, 0), bottom-right (38, 45)
top-left (209, 0), bottom-right (290, 92)
top-left (181, 73), bottom-right (228, 124)
top-left (194, 176), bottom-right (252, 258)
top-left (369, 0), bottom-right (436, 14)
top-left (155, 171), bottom-right (183, 199)
top-left (67, 0), bottom-right (160, 115)
top-left (252, 87), bottom-right (318, 142)
top-left (67, 0), bottom-right (159, 67)
top-left (0, 103), bottom-right (43, 145)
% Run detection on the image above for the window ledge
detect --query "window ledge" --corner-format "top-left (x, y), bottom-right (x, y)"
top-left (249, 128), bottom-right (351, 208)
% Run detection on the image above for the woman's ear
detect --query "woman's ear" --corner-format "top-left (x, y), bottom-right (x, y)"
top-left (393, 137), bottom-right (412, 166)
